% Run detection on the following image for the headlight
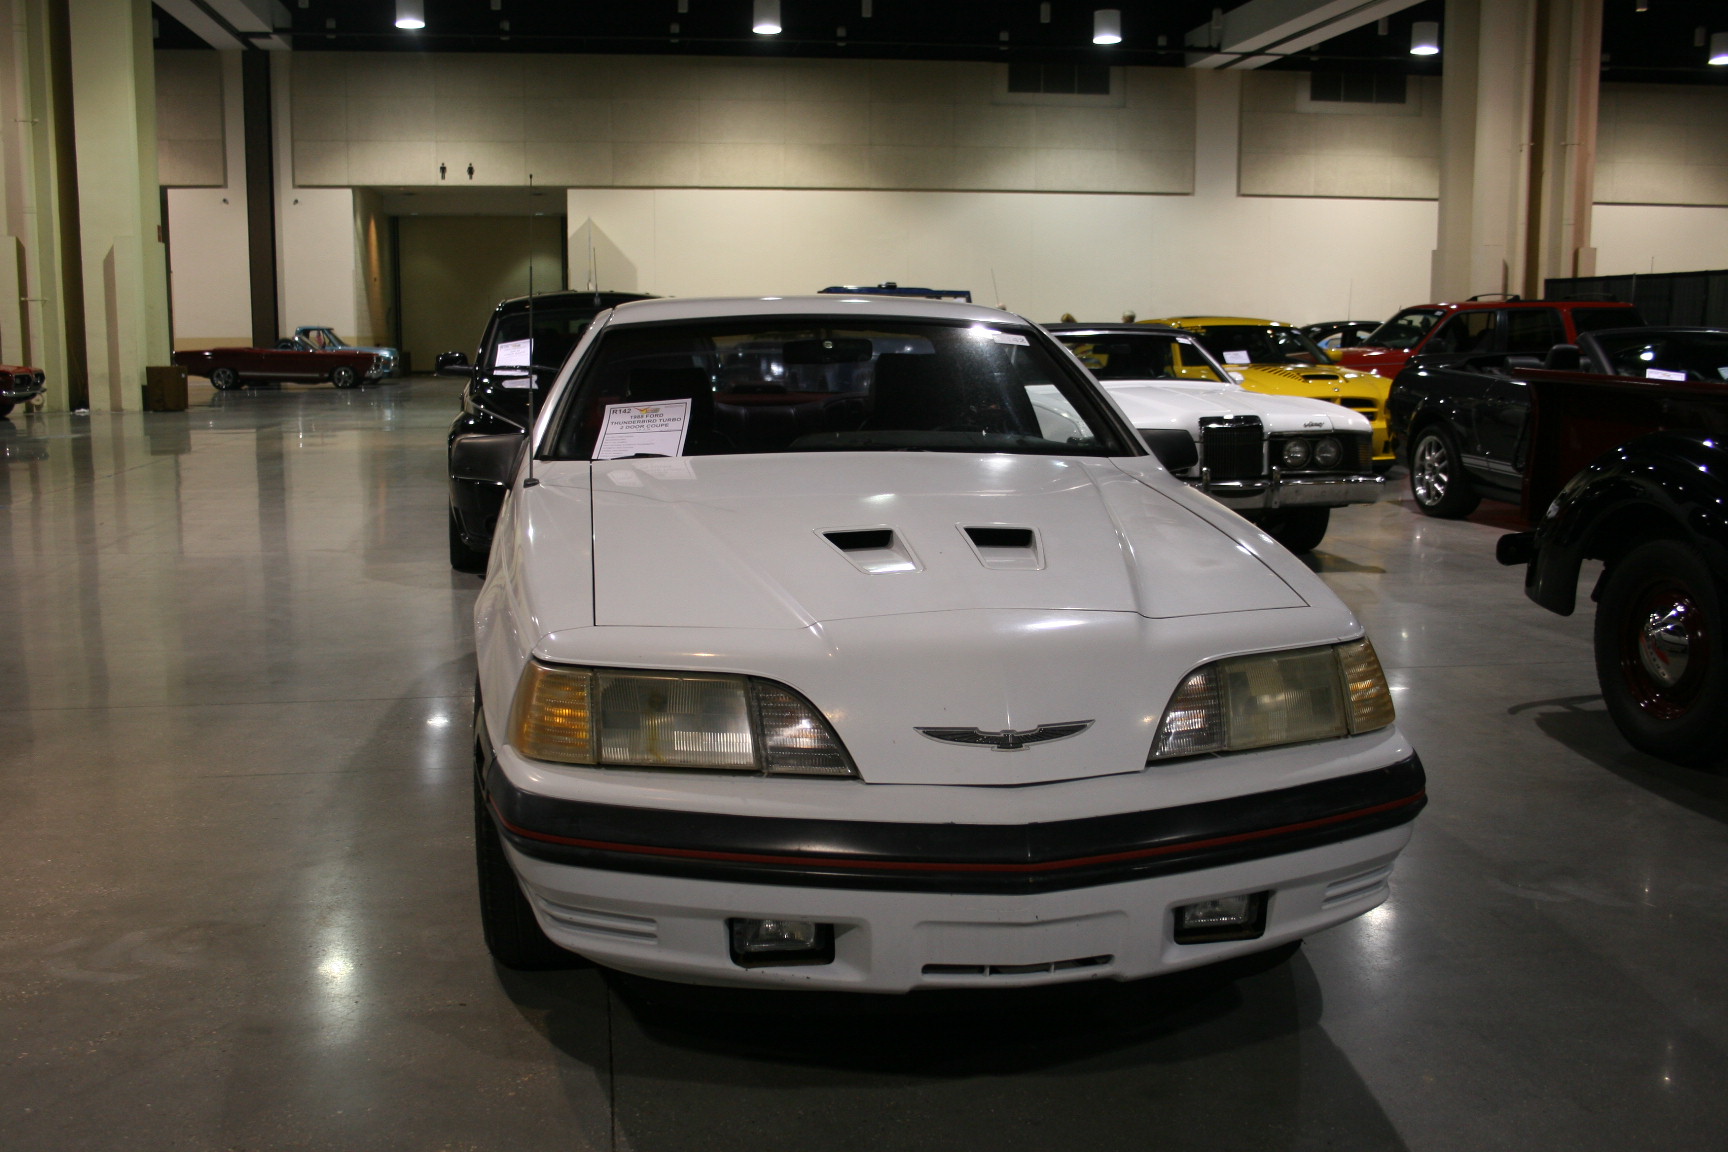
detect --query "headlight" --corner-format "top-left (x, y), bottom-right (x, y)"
top-left (1280, 438), bottom-right (1311, 468)
top-left (509, 661), bottom-right (857, 777)
top-left (1312, 437), bottom-right (1342, 468)
top-left (1149, 638), bottom-right (1393, 761)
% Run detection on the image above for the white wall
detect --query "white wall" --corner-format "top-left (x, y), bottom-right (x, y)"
top-left (1592, 204), bottom-right (1728, 275)
top-left (165, 52), bottom-right (248, 349)
top-left (567, 187), bottom-right (1436, 324)
top-left (279, 188), bottom-right (358, 336)
top-left (1597, 83), bottom-right (1728, 207)
top-left (290, 53), bottom-right (1196, 197)
top-left (568, 73), bottom-right (1438, 325)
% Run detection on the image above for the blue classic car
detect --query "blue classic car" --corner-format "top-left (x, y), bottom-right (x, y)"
top-left (292, 326), bottom-right (400, 377)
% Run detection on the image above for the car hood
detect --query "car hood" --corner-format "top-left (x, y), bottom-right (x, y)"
top-left (558, 453), bottom-right (1307, 630)
top-left (1239, 364), bottom-right (1386, 398)
top-left (1102, 380), bottom-right (1372, 435)
top-left (1336, 347), bottom-right (1409, 376)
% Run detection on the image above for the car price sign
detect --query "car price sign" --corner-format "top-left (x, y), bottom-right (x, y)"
top-left (495, 338), bottom-right (533, 386)
top-left (593, 399), bottom-right (692, 459)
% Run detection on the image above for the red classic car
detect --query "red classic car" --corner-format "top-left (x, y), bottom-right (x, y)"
top-left (173, 341), bottom-right (385, 390)
top-left (1339, 297), bottom-right (1642, 380)
top-left (1, 363), bottom-right (46, 417)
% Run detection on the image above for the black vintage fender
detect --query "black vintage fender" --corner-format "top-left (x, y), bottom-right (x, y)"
top-left (1513, 432), bottom-right (1728, 616)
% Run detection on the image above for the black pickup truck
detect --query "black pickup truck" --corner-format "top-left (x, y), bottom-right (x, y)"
top-left (1493, 357), bottom-right (1728, 766)
top-left (1387, 327), bottom-right (1728, 518)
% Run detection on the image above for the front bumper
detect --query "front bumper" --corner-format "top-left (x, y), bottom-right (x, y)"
top-left (1, 380), bottom-right (46, 403)
top-left (1197, 472), bottom-right (1387, 511)
top-left (484, 751), bottom-right (1424, 991)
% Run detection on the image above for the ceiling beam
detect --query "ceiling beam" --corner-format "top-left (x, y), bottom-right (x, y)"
top-left (1186, 0), bottom-right (1428, 69)
top-left (154, 0), bottom-right (291, 51)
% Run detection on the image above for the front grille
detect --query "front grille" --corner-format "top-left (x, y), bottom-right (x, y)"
top-left (923, 954), bottom-right (1112, 978)
top-left (1200, 416), bottom-right (1265, 480)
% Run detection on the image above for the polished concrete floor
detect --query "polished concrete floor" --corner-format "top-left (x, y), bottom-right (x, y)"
top-left (1, 377), bottom-right (1725, 1151)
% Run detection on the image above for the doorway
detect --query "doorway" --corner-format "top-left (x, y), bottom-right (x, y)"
top-left (396, 215), bottom-right (566, 373)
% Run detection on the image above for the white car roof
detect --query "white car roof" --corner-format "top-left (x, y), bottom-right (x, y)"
top-left (605, 295), bottom-right (1028, 327)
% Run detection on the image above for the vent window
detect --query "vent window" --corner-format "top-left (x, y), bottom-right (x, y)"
top-left (1007, 63), bottom-right (1112, 95)
top-left (1309, 72), bottom-right (1407, 105)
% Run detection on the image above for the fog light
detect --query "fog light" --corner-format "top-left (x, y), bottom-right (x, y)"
top-left (727, 918), bottom-right (836, 968)
top-left (1172, 892), bottom-right (1270, 944)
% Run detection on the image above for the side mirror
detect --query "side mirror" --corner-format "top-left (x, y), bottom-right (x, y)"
top-left (1326, 348), bottom-right (1346, 363)
top-left (436, 350), bottom-right (474, 377)
top-left (450, 432), bottom-right (526, 486)
top-left (1543, 343), bottom-right (1581, 371)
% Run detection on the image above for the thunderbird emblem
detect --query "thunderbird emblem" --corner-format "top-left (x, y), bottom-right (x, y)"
top-left (916, 720), bottom-right (1093, 751)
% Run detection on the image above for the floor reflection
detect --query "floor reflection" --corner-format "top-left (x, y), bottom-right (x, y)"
top-left (581, 947), bottom-right (1409, 1152)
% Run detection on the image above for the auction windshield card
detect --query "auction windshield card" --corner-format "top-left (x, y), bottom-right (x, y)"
top-left (593, 399), bottom-right (692, 460)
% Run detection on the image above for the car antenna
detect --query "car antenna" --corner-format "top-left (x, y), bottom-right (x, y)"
top-left (524, 173), bottom-right (539, 489)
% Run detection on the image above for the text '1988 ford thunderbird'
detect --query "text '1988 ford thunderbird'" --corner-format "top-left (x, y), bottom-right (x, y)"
top-left (463, 294), bottom-right (1426, 992)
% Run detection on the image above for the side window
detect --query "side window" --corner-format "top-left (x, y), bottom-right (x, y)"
top-left (1423, 311), bottom-right (1499, 355)
top-left (1571, 307), bottom-right (1644, 335)
top-left (1503, 309), bottom-right (1565, 352)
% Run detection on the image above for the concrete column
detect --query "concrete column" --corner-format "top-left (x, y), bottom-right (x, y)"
top-left (1432, 0), bottom-right (1602, 302)
top-left (1523, 0), bottom-right (1602, 294)
top-left (0, 0), bottom-right (75, 407)
top-left (67, 0), bottom-right (170, 411)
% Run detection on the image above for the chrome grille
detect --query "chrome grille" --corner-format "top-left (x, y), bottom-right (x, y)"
top-left (1200, 416), bottom-right (1265, 481)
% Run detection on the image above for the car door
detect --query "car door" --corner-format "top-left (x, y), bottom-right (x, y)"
top-left (1473, 308), bottom-right (1566, 478)
top-left (1413, 312), bottom-right (1501, 476)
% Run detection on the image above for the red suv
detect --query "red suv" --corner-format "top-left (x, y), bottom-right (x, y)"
top-left (1338, 297), bottom-right (1643, 380)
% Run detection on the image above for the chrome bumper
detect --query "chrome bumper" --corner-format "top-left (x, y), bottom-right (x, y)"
top-left (1, 382), bottom-right (46, 402)
top-left (1194, 472), bottom-right (1387, 510)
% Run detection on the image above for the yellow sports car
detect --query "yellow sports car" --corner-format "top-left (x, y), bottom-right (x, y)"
top-left (1144, 316), bottom-right (1392, 465)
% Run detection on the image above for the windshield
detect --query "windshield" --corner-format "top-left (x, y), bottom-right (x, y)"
top-left (487, 306), bottom-right (608, 375)
top-left (1364, 309), bottom-right (1445, 351)
top-left (545, 318), bottom-right (1137, 460)
top-left (1186, 325), bottom-right (1328, 367)
top-left (1055, 332), bottom-right (1229, 383)
top-left (1593, 330), bottom-right (1728, 382)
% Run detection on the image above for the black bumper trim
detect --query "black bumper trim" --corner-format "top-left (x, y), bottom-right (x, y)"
top-left (484, 754), bottom-right (1425, 895)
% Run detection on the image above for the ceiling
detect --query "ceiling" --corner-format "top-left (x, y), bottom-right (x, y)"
top-left (152, 1), bottom-right (1728, 83)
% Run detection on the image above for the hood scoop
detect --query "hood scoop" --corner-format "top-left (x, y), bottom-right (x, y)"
top-left (823, 527), bottom-right (920, 575)
top-left (964, 525), bottom-right (1044, 571)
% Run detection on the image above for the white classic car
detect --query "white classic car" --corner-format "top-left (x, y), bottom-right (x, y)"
top-left (1046, 324), bottom-right (1385, 554)
top-left (290, 325), bottom-right (400, 377)
top-left (464, 295), bottom-right (1425, 992)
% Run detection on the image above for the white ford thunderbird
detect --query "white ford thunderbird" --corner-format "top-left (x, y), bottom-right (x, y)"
top-left (466, 295), bottom-right (1425, 992)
